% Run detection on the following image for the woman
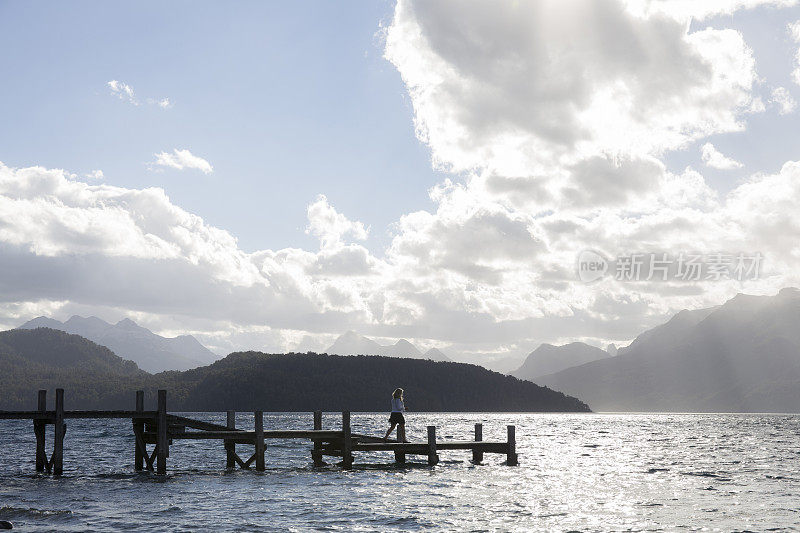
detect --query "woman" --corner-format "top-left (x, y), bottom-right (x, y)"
top-left (383, 388), bottom-right (408, 442)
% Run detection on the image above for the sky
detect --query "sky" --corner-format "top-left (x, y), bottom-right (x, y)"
top-left (3, 0), bottom-right (800, 367)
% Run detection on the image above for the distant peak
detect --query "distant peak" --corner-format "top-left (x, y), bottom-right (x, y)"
top-left (66, 315), bottom-right (109, 325)
top-left (116, 318), bottom-right (138, 327)
top-left (394, 339), bottom-right (414, 347)
top-left (18, 316), bottom-right (63, 329)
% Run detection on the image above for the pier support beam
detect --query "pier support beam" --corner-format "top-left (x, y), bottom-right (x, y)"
top-left (254, 411), bottom-right (265, 472)
top-left (134, 391), bottom-right (144, 471)
top-left (225, 411), bottom-right (236, 468)
top-left (52, 388), bottom-right (65, 475)
top-left (506, 425), bottom-right (518, 466)
top-left (473, 423), bottom-right (483, 464)
top-left (311, 411), bottom-right (324, 466)
top-left (341, 411), bottom-right (353, 470)
top-left (156, 389), bottom-right (168, 475)
top-left (427, 426), bottom-right (439, 466)
top-left (34, 390), bottom-right (47, 473)
top-left (394, 447), bottom-right (406, 465)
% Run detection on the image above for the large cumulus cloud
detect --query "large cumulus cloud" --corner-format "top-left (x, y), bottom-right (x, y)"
top-left (4, 0), bottom-right (800, 366)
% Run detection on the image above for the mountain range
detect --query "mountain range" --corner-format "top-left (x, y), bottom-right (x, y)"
top-left (512, 342), bottom-right (611, 381)
top-left (325, 331), bottom-right (452, 362)
top-left (535, 288), bottom-right (800, 412)
top-left (13, 288), bottom-right (800, 412)
top-left (0, 327), bottom-right (589, 412)
top-left (18, 315), bottom-right (218, 373)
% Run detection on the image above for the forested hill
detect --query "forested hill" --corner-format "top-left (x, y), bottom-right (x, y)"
top-left (0, 328), bottom-right (145, 409)
top-left (0, 329), bottom-right (590, 412)
top-left (157, 351), bottom-right (590, 412)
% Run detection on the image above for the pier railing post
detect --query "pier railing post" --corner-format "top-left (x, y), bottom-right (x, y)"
top-left (312, 411), bottom-right (324, 467)
top-left (341, 411), bottom-right (353, 470)
top-left (394, 446), bottom-right (406, 465)
top-left (156, 390), bottom-right (168, 475)
top-left (226, 411), bottom-right (236, 468)
top-left (52, 388), bottom-right (65, 475)
top-left (473, 423), bottom-right (483, 464)
top-left (134, 391), bottom-right (144, 471)
top-left (506, 425), bottom-right (518, 466)
top-left (254, 411), bottom-right (265, 472)
top-left (35, 390), bottom-right (46, 473)
top-left (427, 426), bottom-right (439, 466)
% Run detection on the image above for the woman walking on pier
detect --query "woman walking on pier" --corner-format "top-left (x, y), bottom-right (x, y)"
top-left (383, 388), bottom-right (408, 442)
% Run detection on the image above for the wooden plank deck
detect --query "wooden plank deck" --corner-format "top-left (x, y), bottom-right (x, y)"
top-left (0, 410), bottom-right (158, 420)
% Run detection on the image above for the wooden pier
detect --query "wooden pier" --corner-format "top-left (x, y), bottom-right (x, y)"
top-left (0, 389), bottom-right (519, 476)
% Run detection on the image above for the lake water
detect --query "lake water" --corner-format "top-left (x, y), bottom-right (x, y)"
top-left (0, 412), bottom-right (798, 531)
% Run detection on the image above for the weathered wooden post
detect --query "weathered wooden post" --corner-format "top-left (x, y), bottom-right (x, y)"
top-left (134, 391), bottom-right (144, 471)
top-left (394, 447), bottom-right (406, 465)
top-left (341, 411), bottom-right (353, 470)
top-left (427, 425), bottom-right (439, 466)
top-left (35, 390), bottom-right (47, 473)
top-left (473, 423), bottom-right (483, 463)
top-left (254, 411), bottom-right (265, 472)
top-left (506, 425), bottom-right (518, 466)
top-left (156, 389), bottom-right (168, 475)
top-left (52, 388), bottom-right (65, 475)
top-left (225, 410), bottom-right (236, 468)
top-left (312, 411), bottom-right (324, 467)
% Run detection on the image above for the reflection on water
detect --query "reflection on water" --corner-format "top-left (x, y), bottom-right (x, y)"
top-left (1, 412), bottom-right (798, 531)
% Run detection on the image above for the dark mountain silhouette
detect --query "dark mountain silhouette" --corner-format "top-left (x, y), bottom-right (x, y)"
top-left (159, 351), bottom-right (589, 412)
top-left (325, 331), bottom-right (452, 362)
top-left (19, 315), bottom-right (218, 372)
top-left (0, 328), bottom-right (145, 408)
top-left (511, 342), bottom-right (610, 380)
top-left (537, 288), bottom-right (800, 412)
top-left (0, 328), bottom-right (589, 412)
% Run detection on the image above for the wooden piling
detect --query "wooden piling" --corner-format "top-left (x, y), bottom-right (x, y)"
top-left (311, 411), bottom-right (324, 466)
top-left (506, 425), bottom-right (518, 466)
top-left (134, 391), bottom-right (144, 471)
top-left (341, 411), bottom-right (353, 470)
top-left (254, 411), bottom-right (265, 472)
top-left (52, 388), bottom-right (65, 475)
top-left (225, 411), bottom-right (236, 468)
top-left (156, 389), bottom-right (168, 475)
top-left (34, 390), bottom-right (46, 473)
top-left (394, 447), bottom-right (406, 465)
top-left (473, 423), bottom-right (483, 463)
top-left (427, 426), bottom-right (439, 466)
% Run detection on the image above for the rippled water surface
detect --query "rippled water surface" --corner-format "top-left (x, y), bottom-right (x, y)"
top-left (1, 412), bottom-right (799, 531)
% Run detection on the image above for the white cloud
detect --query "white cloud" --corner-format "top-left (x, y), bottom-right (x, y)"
top-left (2, 156), bottom-right (800, 360)
top-left (107, 80), bottom-right (172, 109)
top-left (770, 86), bottom-right (797, 114)
top-left (623, 0), bottom-right (798, 21)
top-left (151, 149), bottom-right (213, 174)
top-left (385, 0), bottom-right (759, 183)
top-left (107, 80), bottom-right (137, 106)
top-left (305, 195), bottom-right (369, 249)
top-left (701, 142), bottom-right (744, 169)
top-left (147, 97), bottom-right (173, 109)
top-left (789, 20), bottom-right (800, 86)
top-left (84, 170), bottom-right (104, 180)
